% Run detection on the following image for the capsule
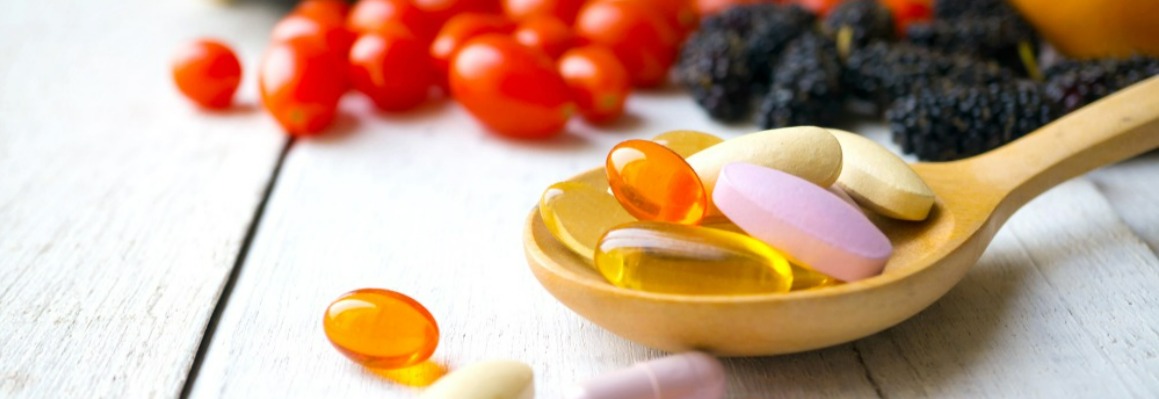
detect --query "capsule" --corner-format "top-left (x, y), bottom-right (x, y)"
top-left (651, 130), bottom-right (724, 158)
top-left (606, 140), bottom-right (707, 224)
top-left (565, 352), bottom-right (725, 399)
top-left (595, 221), bottom-right (793, 295)
top-left (323, 288), bottom-right (439, 369)
top-left (791, 265), bottom-right (840, 290)
top-left (540, 181), bottom-right (635, 261)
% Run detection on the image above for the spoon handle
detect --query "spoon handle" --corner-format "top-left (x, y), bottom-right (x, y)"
top-left (969, 75), bottom-right (1159, 208)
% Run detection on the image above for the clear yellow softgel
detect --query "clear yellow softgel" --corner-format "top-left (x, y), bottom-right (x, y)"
top-left (595, 221), bottom-right (794, 295)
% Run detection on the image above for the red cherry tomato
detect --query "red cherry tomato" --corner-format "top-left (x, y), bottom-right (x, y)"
top-left (349, 31), bottom-right (435, 111)
top-left (293, 0), bottom-right (350, 26)
top-left (694, 0), bottom-right (762, 17)
top-left (260, 38), bottom-right (347, 136)
top-left (502, 0), bottom-right (586, 24)
top-left (413, 0), bottom-right (503, 26)
top-left (172, 39), bottom-right (242, 109)
top-left (450, 34), bottom-right (573, 139)
top-left (612, 0), bottom-right (699, 38)
top-left (883, 0), bottom-right (932, 36)
top-left (558, 45), bottom-right (630, 124)
top-left (271, 13), bottom-right (355, 56)
top-left (430, 13), bottom-right (515, 74)
top-left (347, 0), bottom-right (436, 40)
top-left (513, 15), bottom-right (575, 59)
top-left (574, 1), bottom-right (679, 88)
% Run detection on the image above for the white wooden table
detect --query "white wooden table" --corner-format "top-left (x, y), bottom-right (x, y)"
top-left (3, 1), bottom-right (1158, 398)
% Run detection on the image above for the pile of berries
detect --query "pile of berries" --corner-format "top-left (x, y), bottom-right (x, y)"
top-left (171, 0), bottom-right (699, 140)
top-left (675, 0), bottom-right (1159, 161)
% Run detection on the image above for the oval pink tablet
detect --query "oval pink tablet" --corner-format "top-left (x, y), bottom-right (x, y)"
top-left (565, 352), bottom-right (725, 399)
top-left (713, 163), bottom-right (892, 282)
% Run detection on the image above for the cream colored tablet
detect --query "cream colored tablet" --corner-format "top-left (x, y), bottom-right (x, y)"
top-left (420, 360), bottom-right (534, 399)
top-left (686, 126), bottom-right (843, 215)
top-left (828, 129), bottom-right (935, 221)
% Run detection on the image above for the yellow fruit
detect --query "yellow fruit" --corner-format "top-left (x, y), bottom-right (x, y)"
top-left (1010, 0), bottom-right (1159, 58)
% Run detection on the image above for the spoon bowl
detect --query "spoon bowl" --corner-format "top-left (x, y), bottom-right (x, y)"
top-left (524, 76), bottom-right (1159, 355)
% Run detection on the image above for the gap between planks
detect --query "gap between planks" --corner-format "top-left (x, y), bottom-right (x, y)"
top-left (178, 137), bottom-right (295, 399)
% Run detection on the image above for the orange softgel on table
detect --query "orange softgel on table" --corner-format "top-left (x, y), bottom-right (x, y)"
top-left (323, 288), bottom-right (439, 369)
top-left (606, 139), bottom-right (707, 224)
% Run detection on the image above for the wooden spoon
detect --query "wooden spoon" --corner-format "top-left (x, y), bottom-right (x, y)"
top-left (523, 76), bottom-right (1159, 356)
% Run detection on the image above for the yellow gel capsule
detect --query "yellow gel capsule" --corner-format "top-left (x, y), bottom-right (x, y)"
top-left (540, 181), bottom-right (635, 262)
top-left (651, 130), bottom-right (725, 158)
top-left (595, 221), bottom-right (793, 295)
top-left (791, 265), bottom-right (841, 291)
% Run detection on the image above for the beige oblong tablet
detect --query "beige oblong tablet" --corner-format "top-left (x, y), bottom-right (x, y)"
top-left (420, 360), bottom-right (534, 399)
top-left (828, 129), bottom-right (935, 221)
top-left (686, 126), bottom-right (843, 215)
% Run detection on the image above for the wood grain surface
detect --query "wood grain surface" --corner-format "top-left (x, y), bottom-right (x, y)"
top-left (0, 1), bottom-right (285, 397)
top-left (2, 2), bottom-right (1158, 398)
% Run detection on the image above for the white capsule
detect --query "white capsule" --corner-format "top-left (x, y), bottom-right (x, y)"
top-left (566, 352), bottom-right (726, 399)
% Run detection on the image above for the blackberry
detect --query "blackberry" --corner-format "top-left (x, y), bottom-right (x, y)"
top-left (887, 81), bottom-right (1056, 161)
top-left (675, 29), bottom-right (753, 121)
top-left (906, 14), bottom-right (1039, 77)
top-left (821, 0), bottom-right (894, 59)
top-left (932, 0), bottom-right (1009, 19)
top-left (843, 42), bottom-right (1014, 109)
top-left (756, 32), bottom-right (844, 129)
top-left (1044, 56), bottom-right (1159, 115)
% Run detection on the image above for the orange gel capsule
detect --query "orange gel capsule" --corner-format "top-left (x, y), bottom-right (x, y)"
top-left (323, 288), bottom-right (439, 369)
top-left (595, 221), bottom-right (793, 295)
top-left (606, 139), bottom-right (707, 224)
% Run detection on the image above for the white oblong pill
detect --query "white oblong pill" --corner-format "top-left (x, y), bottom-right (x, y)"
top-left (686, 126), bottom-right (843, 215)
top-left (566, 352), bottom-right (726, 399)
top-left (713, 163), bottom-right (892, 282)
top-left (828, 129), bottom-right (935, 221)
top-left (420, 360), bottom-right (534, 399)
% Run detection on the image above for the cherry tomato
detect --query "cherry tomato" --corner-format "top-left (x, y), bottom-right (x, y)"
top-left (502, 0), bottom-right (586, 24)
top-left (513, 15), bottom-right (575, 59)
top-left (694, 0), bottom-right (762, 17)
top-left (347, 0), bottom-right (436, 40)
top-left (271, 13), bottom-right (355, 56)
top-left (611, 0), bottom-right (699, 38)
top-left (450, 34), bottom-right (573, 139)
top-left (260, 37), bottom-right (347, 136)
top-left (882, 0), bottom-right (932, 36)
top-left (413, 0), bottom-right (503, 26)
top-left (430, 13), bottom-right (515, 74)
top-left (293, 0), bottom-right (350, 26)
top-left (172, 39), bottom-right (242, 109)
top-left (558, 45), bottom-right (630, 124)
top-left (349, 31), bottom-right (435, 111)
top-left (574, 1), bottom-right (679, 88)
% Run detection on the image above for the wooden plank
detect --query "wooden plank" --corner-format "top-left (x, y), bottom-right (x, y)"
top-left (187, 92), bottom-right (881, 398)
top-left (0, 1), bottom-right (286, 397)
top-left (1089, 151), bottom-right (1159, 254)
top-left (858, 178), bottom-right (1159, 397)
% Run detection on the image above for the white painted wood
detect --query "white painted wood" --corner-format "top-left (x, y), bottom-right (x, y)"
top-left (0, 1), bottom-right (286, 397)
top-left (858, 178), bottom-right (1159, 397)
top-left (189, 84), bottom-right (1159, 397)
top-left (1089, 150), bottom-right (1159, 254)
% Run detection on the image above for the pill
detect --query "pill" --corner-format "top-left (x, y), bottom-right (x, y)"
top-left (713, 163), bottom-right (892, 282)
top-left (606, 139), bottom-right (707, 224)
top-left (595, 221), bottom-right (792, 295)
top-left (651, 130), bottom-right (725, 157)
top-left (323, 288), bottom-right (439, 369)
top-left (420, 360), bottom-right (534, 399)
top-left (686, 126), bottom-right (843, 215)
top-left (792, 265), bottom-right (840, 290)
top-left (565, 352), bottom-right (726, 399)
top-left (540, 181), bottom-right (636, 262)
top-left (828, 129), bottom-right (935, 221)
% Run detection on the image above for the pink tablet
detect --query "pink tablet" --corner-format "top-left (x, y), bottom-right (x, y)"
top-left (713, 163), bottom-right (892, 282)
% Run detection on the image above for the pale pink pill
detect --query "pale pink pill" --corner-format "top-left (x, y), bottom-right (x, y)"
top-left (565, 352), bottom-right (725, 399)
top-left (713, 163), bottom-right (892, 282)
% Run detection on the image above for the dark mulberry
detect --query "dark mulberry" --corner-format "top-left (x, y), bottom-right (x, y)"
top-left (822, 0), bottom-right (894, 58)
top-left (843, 42), bottom-right (1014, 109)
top-left (675, 29), bottom-right (753, 121)
top-left (887, 81), bottom-right (1056, 161)
top-left (1044, 56), bottom-right (1159, 115)
top-left (756, 32), bottom-right (844, 129)
top-left (906, 14), bottom-right (1039, 76)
